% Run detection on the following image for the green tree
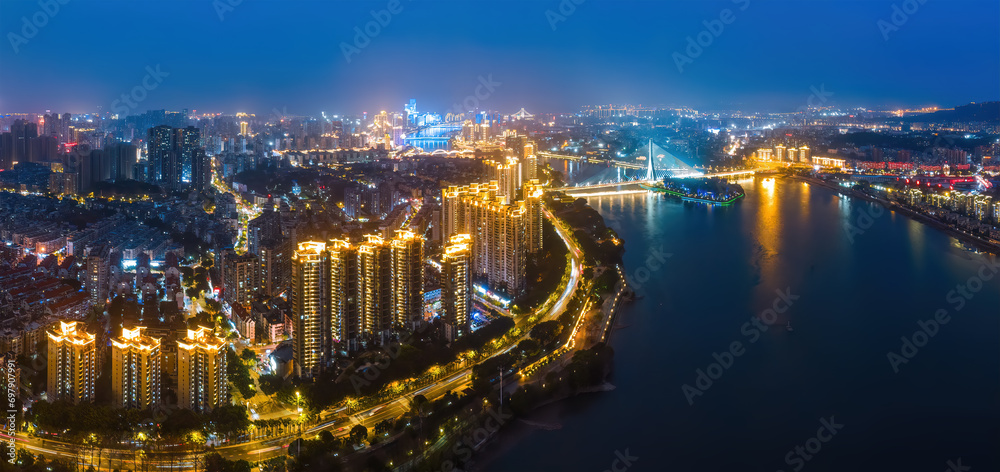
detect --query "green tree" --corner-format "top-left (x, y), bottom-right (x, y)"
top-left (240, 348), bottom-right (257, 363)
top-left (349, 425), bottom-right (368, 445)
top-left (258, 374), bottom-right (283, 396)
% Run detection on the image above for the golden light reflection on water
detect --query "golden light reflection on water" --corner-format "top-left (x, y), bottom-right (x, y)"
top-left (754, 177), bottom-right (780, 283)
top-left (800, 181), bottom-right (810, 220)
top-left (906, 216), bottom-right (926, 268)
top-left (590, 191), bottom-right (654, 233)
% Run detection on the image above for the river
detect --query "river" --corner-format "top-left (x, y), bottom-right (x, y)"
top-left (481, 174), bottom-right (1000, 471)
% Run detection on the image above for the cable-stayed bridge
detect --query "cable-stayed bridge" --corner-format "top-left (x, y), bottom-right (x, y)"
top-left (545, 140), bottom-right (755, 196)
top-left (548, 140), bottom-right (700, 187)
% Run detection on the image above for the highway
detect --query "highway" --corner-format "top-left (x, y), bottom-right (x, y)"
top-left (216, 206), bottom-right (584, 464)
top-left (11, 207), bottom-right (585, 470)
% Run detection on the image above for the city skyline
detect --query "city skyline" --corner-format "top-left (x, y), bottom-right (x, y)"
top-left (0, 1), bottom-right (997, 471)
top-left (2, 1), bottom-right (999, 115)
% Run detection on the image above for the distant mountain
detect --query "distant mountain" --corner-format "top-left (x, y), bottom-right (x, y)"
top-left (904, 102), bottom-right (999, 123)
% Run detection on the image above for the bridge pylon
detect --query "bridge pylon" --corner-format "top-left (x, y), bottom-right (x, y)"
top-left (645, 139), bottom-right (655, 181)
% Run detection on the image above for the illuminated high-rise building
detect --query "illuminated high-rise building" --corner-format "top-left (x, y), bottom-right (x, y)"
top-left (175, 126), bottom-right (201, 185)
top-left (775, 144), bottom-right (786, 162)
top-left (259, 238), bottom-right (290, 297)
top-left (223, 252), bottom-right (258, 309)
top-left (484, 157), bottom-right (521, 203)
top-left (523, 180), bottom-right (544, 254)
top-left (328, 239), bottom-right (359, 353)
top-left (147, 125), bottom-right (176, 186)
top-left (441, 185), bottom-right (467, 243)
top-left (177, 326), bottom-right (227, 412)
top-left (524, 152), bottom-right (538, 181)
top-left (440, 180), bottom-right (542, 296)
top-left (291, 242), bottom-right (327, 378)
top-left (192, 148), bottom-right (211, 192)
top-left (359, 235), bottom-right (393, 344)
top-left (442, 234), bottom-right (472, 341)
top-left (799, 145), bottom-right (810, 163)
top-left (111, 326), bottom-right (161, 409)
top-left (85, 245), bottom-right (111, 304)
top-left (468, 195), bottom-right (527, 295)
top-left (47, 321), bottom-right (96, 404)
top-left (390, 231), bottom-right (423, 329)
top-left (147, 125), bottom-right (203, 190)
top-left (505, 135), bottom-right (528, 159)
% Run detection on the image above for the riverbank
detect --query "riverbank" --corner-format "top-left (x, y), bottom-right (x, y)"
top-left (640, 182), bottom-right (745, 205)
top-left (792, 174), bottom-right (1000, 255)
top-left (462, 199), bottom-right (633, 471)
top-left (483, 177), bottom-right (1000, 471)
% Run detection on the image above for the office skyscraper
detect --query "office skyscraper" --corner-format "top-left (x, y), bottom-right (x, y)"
top-left (177, 326), bottom-right (227, 412)
top-left (47, 321), bottom-right (97, 404)
top-left (111, 327), bottom-right (161, 409)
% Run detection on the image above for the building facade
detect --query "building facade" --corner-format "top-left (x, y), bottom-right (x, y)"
top-left (111, 326), bottom-right (161, 409)
top-left (177, 327), bottom-right (227, 412)
top-left (441, 234), bottom-right (472, 341)
top-left (291, 242), bottom-right (327, 378)
top-left (46, 321), bottom-right (96, 404)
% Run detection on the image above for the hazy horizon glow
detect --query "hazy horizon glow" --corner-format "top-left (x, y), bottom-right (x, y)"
top-left (1, 0), bottom-right (998, 115)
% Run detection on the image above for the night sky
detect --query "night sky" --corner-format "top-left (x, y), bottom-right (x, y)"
top-left (1, 0), bottom-right (997, 115)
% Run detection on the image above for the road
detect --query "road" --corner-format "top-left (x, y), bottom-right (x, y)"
top-left (217, 206), bottom-right (584, 464)
top-left (11, 207), bottom-right (585, 470)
